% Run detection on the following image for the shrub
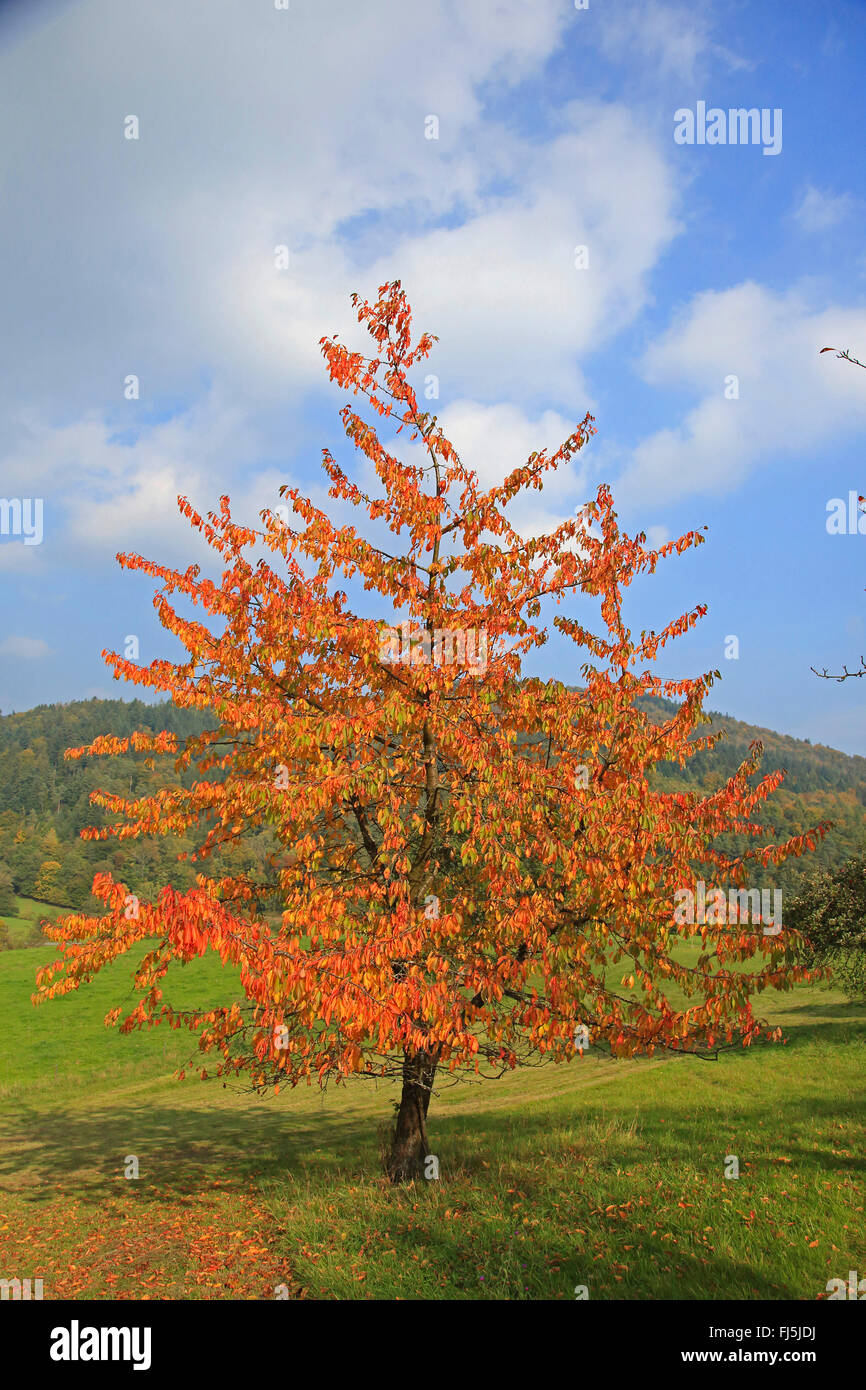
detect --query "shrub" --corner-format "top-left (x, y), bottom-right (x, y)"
top-left (785, 853), bottom-right (866, 1000)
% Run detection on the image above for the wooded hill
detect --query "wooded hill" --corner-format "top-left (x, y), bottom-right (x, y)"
top-left (0, 693), bottom-right (863, 919)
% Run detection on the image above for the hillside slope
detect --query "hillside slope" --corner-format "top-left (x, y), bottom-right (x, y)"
top-left (0, 692), bottom-right (863, 915)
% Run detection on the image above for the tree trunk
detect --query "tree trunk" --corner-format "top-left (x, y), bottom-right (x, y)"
top-left (386, 1047), bottom-right (438, 1183)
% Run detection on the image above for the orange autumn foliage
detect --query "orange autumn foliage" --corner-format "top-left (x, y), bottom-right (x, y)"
top-left (35, 280), bottom-right (826, 1110)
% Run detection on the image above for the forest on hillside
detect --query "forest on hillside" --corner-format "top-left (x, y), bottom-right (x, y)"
top-left (0, 698), bottom-right (278, 921)
top-left (0, 692), bottom-right (864, 928)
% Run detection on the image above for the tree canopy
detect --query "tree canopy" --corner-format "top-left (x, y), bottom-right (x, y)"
top-left (35, 281), bottom-right (826, 1180)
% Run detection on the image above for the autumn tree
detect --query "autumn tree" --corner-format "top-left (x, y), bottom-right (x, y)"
top-left (35, 281), bottom-right (825, 1181)
top-left (34, 859), bottom-right (63, 904)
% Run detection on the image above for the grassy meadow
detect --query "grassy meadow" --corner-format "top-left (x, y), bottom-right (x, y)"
top-left (1, 894), bottom-right (70, 948)
top-left (0, 898), bottom-right (863, 1300)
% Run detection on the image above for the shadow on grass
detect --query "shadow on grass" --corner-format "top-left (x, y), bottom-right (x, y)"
top-left (763, 999), bottom-right (866, 1048)
top-left (2, 1055), bottom-right (861, 1300)
top-left (3, 1059), bottom-right (863, 1200)
top-left (0, 1091), bottom-right (385, 1203)
top-left (3, 999), bottom-right (862, 1218)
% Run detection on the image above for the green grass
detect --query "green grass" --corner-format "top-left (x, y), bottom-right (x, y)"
top-left (0, 894), bottom-right (70, 947)
top-left (0, 903), bottom-right (863, 1299)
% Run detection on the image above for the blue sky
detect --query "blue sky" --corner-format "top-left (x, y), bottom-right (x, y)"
top-left (1, 0), bottom-right (866, 751)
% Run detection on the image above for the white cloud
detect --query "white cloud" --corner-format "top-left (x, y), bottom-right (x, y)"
top-left (379, 397), bottom-right (598, 555)
top-left (0, 1), bottom-right (685, 563)
top-left (616, 282), bottom-right (866, 507)
top-left (0, 391), bottom-right (266, 570)
top-left (366, 106), bottom-right (681, 408)
top-left (0, 0), bottom-right (574, 429)
top-left (793, 183), bottom-right (856, 234)
top-left (597, 0), bottom-right (752, 84)
top-left (0, 635), bottom-right (51, 659)
top-left (436, 400), bottom-right (588, 493)
top-left (0, 0), bottom-right (681, 420)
